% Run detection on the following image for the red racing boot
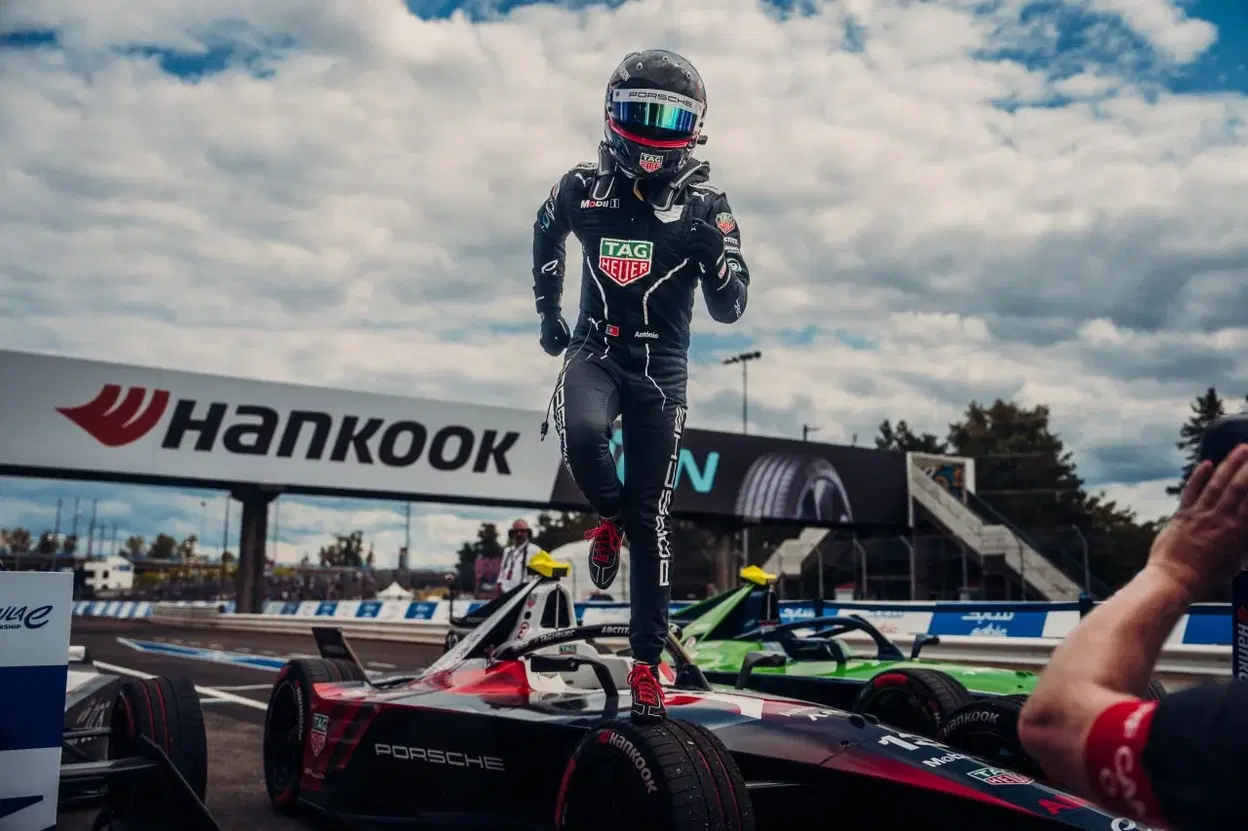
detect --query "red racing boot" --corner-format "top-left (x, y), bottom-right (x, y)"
top-left (584, 516), bottom-right (623, 591)
top-left (627, 662), bottom-right (667, 724)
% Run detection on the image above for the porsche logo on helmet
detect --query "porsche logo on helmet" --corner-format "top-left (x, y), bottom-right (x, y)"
top-left (639, 153), bottom-right (664, 174)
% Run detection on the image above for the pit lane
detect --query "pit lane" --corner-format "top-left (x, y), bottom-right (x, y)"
top-left (63, 618), bottom-right (444, 831)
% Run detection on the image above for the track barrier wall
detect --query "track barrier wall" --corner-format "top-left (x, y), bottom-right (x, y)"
top-left (72, 597), bottom-right (1236, 646)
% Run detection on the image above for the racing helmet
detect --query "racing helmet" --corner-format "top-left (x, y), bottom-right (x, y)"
top-left (603, 49), bottom-right (707, 180)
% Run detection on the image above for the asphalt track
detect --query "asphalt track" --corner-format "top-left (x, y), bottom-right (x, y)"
top-left (62, 617), bottom-right (444, 831)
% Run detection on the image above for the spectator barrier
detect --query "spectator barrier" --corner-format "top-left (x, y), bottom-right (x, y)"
top-left (72, 597), bottom-right (1237, 646)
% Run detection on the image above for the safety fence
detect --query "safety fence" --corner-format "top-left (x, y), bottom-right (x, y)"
top-left (72, 597), bottom-right (1237, 647)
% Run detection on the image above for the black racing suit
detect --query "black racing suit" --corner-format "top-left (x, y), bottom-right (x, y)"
top-left (532, 155), bottom-right (750, 664)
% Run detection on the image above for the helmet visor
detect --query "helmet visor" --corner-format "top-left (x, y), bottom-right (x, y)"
top-left (610, 88), bottom-right (703, 145)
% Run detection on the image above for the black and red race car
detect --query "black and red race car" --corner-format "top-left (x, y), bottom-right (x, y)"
top-left (261, 554), bottom-right (1141, 831)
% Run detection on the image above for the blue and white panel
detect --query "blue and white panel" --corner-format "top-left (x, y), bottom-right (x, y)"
top-left (1, 571), bottom-right (73, 831)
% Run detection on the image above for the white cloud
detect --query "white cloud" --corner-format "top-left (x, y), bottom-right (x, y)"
top-left (1, 0), bottom-right (1244, 542)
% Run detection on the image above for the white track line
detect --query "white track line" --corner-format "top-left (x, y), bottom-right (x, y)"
top-left (94, 660), bottom-right (269, 712)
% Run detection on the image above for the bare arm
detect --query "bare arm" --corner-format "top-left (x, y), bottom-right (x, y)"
top-left (1017, 565), bottom-right (1192, 793)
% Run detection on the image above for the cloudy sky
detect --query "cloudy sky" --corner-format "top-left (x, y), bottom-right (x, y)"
top-left (2, 0), bottom-right (1247, 570)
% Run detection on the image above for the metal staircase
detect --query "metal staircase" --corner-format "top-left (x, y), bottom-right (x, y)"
top-left (907, 459), bottom-right (1082, 601)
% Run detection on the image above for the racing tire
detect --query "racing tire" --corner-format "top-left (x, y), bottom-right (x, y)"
top-left (107, 676), bottom-right (210, 806)
top-left (1145, 679), bottom-right (1168, 700)
top-left (935, 695), bottom-right (1045, 779)
top-left (853, 668), bottom-right (974, 737)
top-left (554, 718), bottom-right (755, 831)
top-left (733, 453), bottom-right (853, 523)
top-left (263, 658), bottom-right (367, 813)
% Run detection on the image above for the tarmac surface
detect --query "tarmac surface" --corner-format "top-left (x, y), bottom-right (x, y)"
top-left (60, 618), bottom-right (444, 831)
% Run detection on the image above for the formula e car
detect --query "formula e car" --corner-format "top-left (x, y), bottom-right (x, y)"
top-left (674, 567), bottom-right (1167, 778)
top-left (55, 646), bottom-right (219, 830)
top-left (261, 552), bottom-right (1139, 830)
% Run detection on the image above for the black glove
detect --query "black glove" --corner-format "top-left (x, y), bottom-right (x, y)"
top-left (539, 312), bottom-right (571, 357)
top-left (688, 218), bottom-right (725, 272)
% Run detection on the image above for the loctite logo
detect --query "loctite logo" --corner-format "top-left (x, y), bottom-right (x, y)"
top-left (57, 385), bottom-right (520, 474)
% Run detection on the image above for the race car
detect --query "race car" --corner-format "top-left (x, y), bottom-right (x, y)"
top-left (261, 552), bottom-right (1140, 830)
top-left (673, 567), bottom-right (1166, 778)
top-left (55, 645), bottom-right (219, 830)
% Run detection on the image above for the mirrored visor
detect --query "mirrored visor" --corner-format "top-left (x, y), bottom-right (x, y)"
top-left (609, 88), bottom-right (702, 141)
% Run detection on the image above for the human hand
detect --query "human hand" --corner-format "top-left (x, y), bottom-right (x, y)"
top-left (539, 313), bottom-right (571, 357)
top-left (1147, 443), bottom-right (1248, 599)
top-left (688, 218), bottom-right (725, 270)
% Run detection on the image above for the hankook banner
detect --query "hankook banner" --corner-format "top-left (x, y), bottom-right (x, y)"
top-left (0, 350), bottom-right (910, 528)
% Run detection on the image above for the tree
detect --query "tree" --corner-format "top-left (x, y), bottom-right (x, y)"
top-left (1168, 387), bottom-right (1225, 496)
top-left (318, 531), bottom-right (365, 568)
top-left (149, 534), bottom-right (177, 560)
top-left (221, 551), bottom-right (235, 564)
top-left (875, 419), bottom-right (949, 454)
top-left (61, 534), bottom-right (78, 556)
top-left (37, 531), bottom-right (57, 554)
top-left (123, 535), bottom-right (146, 559)
top-left (176, 535), bottom-right (198, 561)
top-left (3, 527), bottom-right (32, 553)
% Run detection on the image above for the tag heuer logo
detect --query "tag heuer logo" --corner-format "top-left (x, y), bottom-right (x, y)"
top-left (967, 767), bottom-right (1032, 786)
top-left (639, 153), bottom-right (663, 174)
top-left (598, 238), bottom-right (653, 286)
top-left (715, 212), bottom-right (736, 234)
top-left (310, 713), bottom-right (329, 757)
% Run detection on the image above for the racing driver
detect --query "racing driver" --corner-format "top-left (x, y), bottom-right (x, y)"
top-left (1019, 443), bottom-right (1248, 830)
top-left (531, 49), bottom-right (750, 723)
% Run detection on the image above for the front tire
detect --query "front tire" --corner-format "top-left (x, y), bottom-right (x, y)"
top-left (853, 668), bottom-right (974, 737)
top-left (555, 718), bottom-right (754, 831)
top-left (262, 658), bottom-right (366, 813)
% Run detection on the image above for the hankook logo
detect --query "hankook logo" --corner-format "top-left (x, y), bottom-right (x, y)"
top-left (373, 744), bottom-right (504, 771)
top-left (56, 385), bottom-right (521, 474)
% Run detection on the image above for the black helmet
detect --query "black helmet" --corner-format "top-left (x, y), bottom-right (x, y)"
top-left (603, 49), bottom-right (707, 180)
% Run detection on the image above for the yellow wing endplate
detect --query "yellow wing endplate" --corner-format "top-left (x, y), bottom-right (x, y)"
top-left (739, 565), bottom-right (777, 587)
top-left (527, 550), bottom-right (570, 580)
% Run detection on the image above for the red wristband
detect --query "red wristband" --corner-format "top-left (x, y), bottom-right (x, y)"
top-left (1084, 699), bottom-right (1166, 826)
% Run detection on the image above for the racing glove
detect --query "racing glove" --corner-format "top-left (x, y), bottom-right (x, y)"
top-left (539, 312), bottom-right (571, 357)
top-left (687, 218), bottom-right (726, 274)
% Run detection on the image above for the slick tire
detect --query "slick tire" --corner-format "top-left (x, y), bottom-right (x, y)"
top-left (263, 658), bottom-right (367, 813)
top-left (555, 718), bottom-right (755, 831)
top-left (107, 676), bottom-right (209, 812)
top-left (935, 695), bottom-right (1045, 779)
top-left (853, 668), bottom-right (974, 737)
top-left (733, 453), bottom-right (853, 523)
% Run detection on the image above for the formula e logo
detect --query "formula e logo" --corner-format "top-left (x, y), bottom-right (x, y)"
top-left (0, 605), bottom-right (53, 631)
top-left (598, 238), bottom-right (653, 286)
top-left (310, 713), bottom-right (329, 757)
top-left (57, 385), bottom-right (171, 447)
top-left (639, 153), bottom-right (664, 174)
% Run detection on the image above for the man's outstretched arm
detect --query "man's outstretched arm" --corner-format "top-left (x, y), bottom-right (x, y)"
top-left (695, 195), bottom-right (749, 324)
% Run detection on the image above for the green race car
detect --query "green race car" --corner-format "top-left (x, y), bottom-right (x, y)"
top-left (673, 567), bottom-right (1165, 778)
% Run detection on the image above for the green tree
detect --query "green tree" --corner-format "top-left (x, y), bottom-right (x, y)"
top-left (3, 527), bottom-right (32, 553)
top-left (61, 534), bottom-right (78, 556)
top-left (38, 531), bottom-right (58, 554)
top-left (1167, 387), bottom-right (1225, 496)
top-left (176, 534), bottom-right (198, 561)
top-left (149, 534), bottom-right (178, 560)
top-left (318, 531), bottom-right (365, 568)
top-left (875, 419), bottom-right (949, 454)
top-left (123, 535), bottom-right (146, 559)
top-left (221, 551), bottom-right (235, 564)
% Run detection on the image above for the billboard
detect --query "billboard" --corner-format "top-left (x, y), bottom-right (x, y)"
top-left (0, 350), bottom-right (910, 527)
